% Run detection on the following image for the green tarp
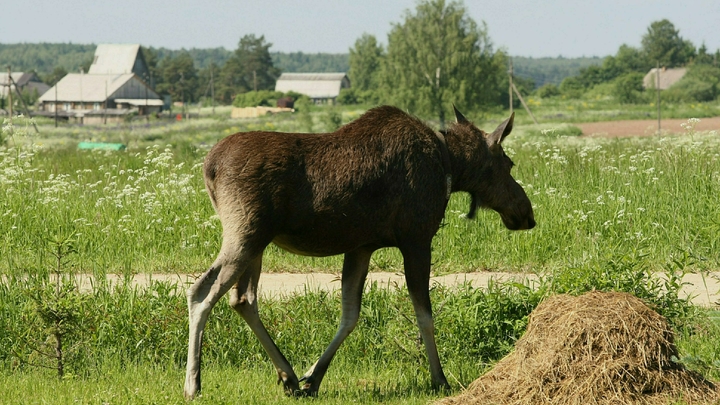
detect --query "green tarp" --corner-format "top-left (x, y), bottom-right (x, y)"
top-left (77, 142), bottom-right (126, 151)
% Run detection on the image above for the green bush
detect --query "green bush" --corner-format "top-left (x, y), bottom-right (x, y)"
top-left (559, 76), bottom-right (585, 99)
top-left (612, 72), bottom-right (646, 104)
top-left (663, 65), bottom-right (720, 102)
top-left (337, 88), bottom-right (359, 105)
top-left (534, 83), bottom-right (560, 99)
top-left (232, 90), bottom-right (284, 108)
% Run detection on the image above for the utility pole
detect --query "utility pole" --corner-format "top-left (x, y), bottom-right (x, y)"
top-left (54, 81), bottom-right (58, 128)
top-left (656, 61), bottom-right (661, 135)
top-left (508, 61), bottom-right (513, 115)
top-left (7, 66), bottom-right (13, 122)
top-left (79, 67), bottom-right (84, 125)
top-left (144, 73), bottom-right (149, 123)
top-left (253, 70), bottom-right (257, 92)
top-left (9, 74), bottom-right (39, 133)
top-left (210, 65), bottom-right (215, 115)
top-left (103, 80), bottom-right (107, 125)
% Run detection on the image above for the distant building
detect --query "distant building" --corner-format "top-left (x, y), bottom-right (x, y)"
top-left (38, 73), bottom-right (162, 124)
top-left (643, 67), bottom-right (687, 90)
top-left (89, 44), bottom-right (152, 82)
top-left (37, 44), bottom-right (161, 123)
top-left (0, 72), bottom-right (50, 99)
top-left (274, 73), bottom-right (350, 104)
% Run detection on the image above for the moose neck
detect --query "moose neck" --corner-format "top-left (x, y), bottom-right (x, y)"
top-left (442, 125), bottom-right (490, 194)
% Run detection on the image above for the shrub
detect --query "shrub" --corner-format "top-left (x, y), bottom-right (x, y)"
top-left (559, 76), bottom-right (585, 99)
top-left (663, 65), bottom-right (720, 102)
top-left (534, 83), bottom-right (560, 99)
top-left (232, 90), bottom-right (284, 108)
top-left (337, 88), bottom-right (359, 105)
top-left (612, 72), bottom-right (646, 104)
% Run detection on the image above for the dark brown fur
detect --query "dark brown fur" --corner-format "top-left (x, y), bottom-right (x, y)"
top-left (184, 105), bottom-right (534, 399)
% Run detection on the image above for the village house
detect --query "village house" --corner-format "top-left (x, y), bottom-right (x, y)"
top-left (274, 73), bottom-right (350, 104)
top-left (0, 72), bottom-right (50, 100)
top-left (38, 44), bottom-right (162, 124)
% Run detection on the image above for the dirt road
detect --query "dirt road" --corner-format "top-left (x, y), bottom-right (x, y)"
top-left (577, 116), bottom-right (720, 138)
top-left (68, 271), bottom-right (720, 308)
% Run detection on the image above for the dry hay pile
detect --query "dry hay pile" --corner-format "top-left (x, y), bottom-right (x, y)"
top-left (439, 291), bottom-right (719, 405)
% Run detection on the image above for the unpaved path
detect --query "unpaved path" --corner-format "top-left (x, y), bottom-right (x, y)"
top-left (578, 116), bottom-right (720, 137)
top-left (66, 271), bottom-right (720, 308)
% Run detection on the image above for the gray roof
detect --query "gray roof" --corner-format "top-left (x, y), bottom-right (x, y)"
top-left (38, 73), bottom-right (158, 103)
top-left (275, 72), bottom-right (350, 99)
top-left (88, 44), bottom-right (142, 74)
top-left (643, 67), bottom-right (687, 90)
top-left (1, 72), bottom-right (49, 97)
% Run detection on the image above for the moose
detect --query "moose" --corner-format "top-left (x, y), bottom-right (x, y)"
top-left (184, 105), bottom-right (535, 399)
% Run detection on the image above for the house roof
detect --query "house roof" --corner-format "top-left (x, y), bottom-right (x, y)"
top-left (88, 44), bottom-right (142, 74)
top-left (1, 72), bottom-right (47, 97)
top-left (274, 72), bottom-right (350, 99)
top-left (643, 67), bottom-right (687, 90)
top-left (38, 73), bottom-right (152, 102)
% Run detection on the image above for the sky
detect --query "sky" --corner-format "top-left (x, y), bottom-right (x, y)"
top-left (3, 0), bottom-right (720, 58)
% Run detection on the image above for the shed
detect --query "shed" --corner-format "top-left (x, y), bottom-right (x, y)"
top-left (643, 67), bottom-right (687, 90)
top-left (274, 73), bottom-right (350, 103)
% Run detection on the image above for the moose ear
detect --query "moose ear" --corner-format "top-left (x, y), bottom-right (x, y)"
top-left (453, 104), bottom-right (469, 124)
top-left (488, 112), bottom-right (515, 145)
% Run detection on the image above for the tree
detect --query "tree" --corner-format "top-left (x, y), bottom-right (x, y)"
top-left (141, 46), bottom-right (161, 87)
top-left (641, 19), bottom-right (695, 67)
top-left (43, 66), bottom-right (68, 86)
top-left (380, 0), bottom-right (505, 127)
top-left (218, 34), bottom-right (280, 103)
top-left (348, 34), bottom-right (384, 93)
top-left (156, 52), bottom-right (199, 103)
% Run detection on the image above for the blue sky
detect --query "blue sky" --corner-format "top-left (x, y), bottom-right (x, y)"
top-left (3, 0), bottom-right (719, 57)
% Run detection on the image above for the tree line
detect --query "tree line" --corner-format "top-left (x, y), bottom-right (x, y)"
top-left (544, 19), bottom-right (720, 103)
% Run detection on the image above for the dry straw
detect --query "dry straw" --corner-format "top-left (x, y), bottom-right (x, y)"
top-left (438, 291), bottom-right (719, 405)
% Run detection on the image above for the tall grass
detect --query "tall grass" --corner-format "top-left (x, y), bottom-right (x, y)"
top-left (1, 258), bottom-right (717, 403)
top-left (2, 115), bottom-right (719, 275)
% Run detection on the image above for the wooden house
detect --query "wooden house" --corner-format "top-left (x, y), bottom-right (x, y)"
top-left (37, 44), bottom-right (161, 123)
top-left (38, 73), bottom-right (161, 124)
top-left (0, 72), bottom-right (50, 99)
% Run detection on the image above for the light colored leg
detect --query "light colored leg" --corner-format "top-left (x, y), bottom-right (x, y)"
top-left (184, 239), bottom-right (256, 400)
top-left (299, 248), bottom-right (373, 396)
top-left (401, 245), bottom-right (449, 390)
top-left (229, 255), bottom-right (300, 395)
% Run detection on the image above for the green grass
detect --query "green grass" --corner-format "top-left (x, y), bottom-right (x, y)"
top-left (0, 274), bottom-right (717, 404)
top-left (3, 110), bottom-right (720, 276)
top-left (0, 365), bottom-right (445, 405)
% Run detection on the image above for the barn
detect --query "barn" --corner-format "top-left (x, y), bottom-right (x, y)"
top-left (274, 73), bottom-right (350, 104)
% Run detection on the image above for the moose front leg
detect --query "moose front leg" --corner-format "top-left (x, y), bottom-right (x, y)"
top-left (401, 244), bottom-right (450, 390)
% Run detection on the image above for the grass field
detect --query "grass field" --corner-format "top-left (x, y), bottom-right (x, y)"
top-left (2, 103), bottom-right (719, 276)
top-left (2, 98), bottom-right (720, 403)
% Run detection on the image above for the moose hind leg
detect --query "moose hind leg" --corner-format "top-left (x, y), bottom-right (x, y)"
top-left (401, 245), bottom-right (450, 390)
top-left (299, 248), bottom-right (373, 396)
top-left (184, 255), bottom-right (245, 400)
top-left (229, 254), bottom-right (300, 395)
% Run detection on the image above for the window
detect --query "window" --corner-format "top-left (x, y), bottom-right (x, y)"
top-left (93, 103), bottom-right (101, 110)
top-left (64, 103), bottom-right (71, 111)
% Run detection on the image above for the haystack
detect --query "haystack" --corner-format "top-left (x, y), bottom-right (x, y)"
top-left (438, 291), bottom-right (718, 405)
